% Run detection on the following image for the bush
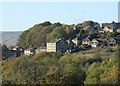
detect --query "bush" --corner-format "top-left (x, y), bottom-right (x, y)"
top-left (106, 47), bottom-right (113, 53)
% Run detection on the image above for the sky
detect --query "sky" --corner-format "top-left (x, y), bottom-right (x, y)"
top-left (0, 2), bottom-right (118, 31)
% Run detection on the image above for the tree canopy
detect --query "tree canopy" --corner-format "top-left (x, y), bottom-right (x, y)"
top-left (17, 21), bottom-right (101, 48)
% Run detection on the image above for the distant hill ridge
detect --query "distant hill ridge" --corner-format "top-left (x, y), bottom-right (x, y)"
top-left (0, 31), bottom-right (23, 46)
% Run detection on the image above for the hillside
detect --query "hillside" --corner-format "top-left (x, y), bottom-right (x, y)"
top-left (17, 21), bottom-right (100, 48)
top-left (2, 46), bottom-right (120, 84)
top-left (2, 21), bottom-right (120, 85)
top-left (0, 31), bottom-right (23, 46)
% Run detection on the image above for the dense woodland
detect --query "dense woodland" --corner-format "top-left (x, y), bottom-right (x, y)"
top-left (2, 46), bottom-right (120, 85)
top-left (2, 21), bottom-right (120, 85)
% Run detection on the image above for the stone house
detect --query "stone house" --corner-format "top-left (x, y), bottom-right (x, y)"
top-left (98, 27), bottom-right (104, 33)
top-left (102, 22), bottom-right (120, 28)
top-left (91, 39), bottom-right (103, 48)
top-left (102, 22), bottom-right (120, 32)
top-left (117, 29), bottom-right (120, 33)
top-left (82, 38), bottom-right (91, 46)
top-left (12, 45), bottom-right (24, 52)
top-left (107, 38), bottom-right (117, 46)
top-left (91, 39), bottom-right (99, 48)
top-left (47, 38), bottom-right (68, 52)
top-left (24, 48), bottom-right (36, 56)
top-left (71, 37), bottom-right (81, 47)
top-left (102, 22), bottom-right (117, 29)
top-left (12, 45), bottom-right (24, 57)
top-left (103, 26), bottom-right (113, 33)
top-left (73, 26), bottom-right (77, 30)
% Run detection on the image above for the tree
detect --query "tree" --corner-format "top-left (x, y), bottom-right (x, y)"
top-left (53, 22), bottom-right (62, 27)
top-left (101, 32), bottom-right (107, 39)
top-left (40, 63), bottom-right (85, 85)
top-left (47, 26), bottom-right (67, 42)
top-left (18, 23), bottom-right (54, 48)
top-left (88, 32), bottom-right (98, 40)
top-left (40, 64), bottom-right (62, 84)
top-left (17, 30), bottom-right (30, 48)
top-left (41, 21), bottom-right (52, 26)
top-left (78, 29), bottom-right (84, 36)
top-left (84, 62), bottom-right (102, 84)
top-left (100, 67), bottom-right (118, 84)
top-left (2, 45), bottom-right (11, 60)
top-left (2, 45), bottom-right (9, 51)
top-left (82, 21), bottom-right (93, 27)
top-left (2, 55), bottom-right (47, 84)
top-left (60, 63), bottom-right (85, 85)
top-left (82, 21), bottom-right (99, 27)
top-left (68, 40), bottom-right (74, 50)
top-left (65, 26), bottom-right (76, 39)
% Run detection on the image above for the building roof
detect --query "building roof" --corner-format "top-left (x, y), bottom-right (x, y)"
top-left (107, 38), bottom-right (117, 42)
top-left (12, 45), bottom-right (23, 51)
top-left (104, 26), bottom-right (113, 30)
top-left (72, 36), bottom-right (80, 41)
top-left (102, 22), bottom-right (120, 30)
top-left (94, 38), bottom-right (105, 43)
top-left (117, 29), bottom-right (120, 32)
top-left (83, 37), bottom-right (91, 42)
top-left (47, 38), bottom-right (65, 43)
